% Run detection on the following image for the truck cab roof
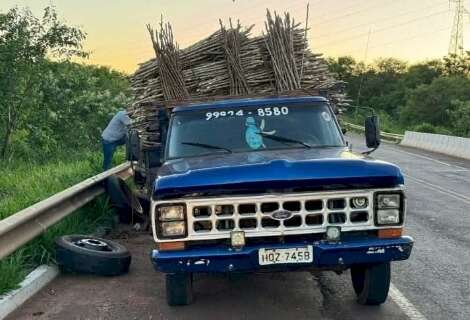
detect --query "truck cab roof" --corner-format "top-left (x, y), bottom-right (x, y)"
top-left (172, 96), bottom-right (328, 113)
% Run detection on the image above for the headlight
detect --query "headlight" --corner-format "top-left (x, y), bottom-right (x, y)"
top-left (377, 194), bottom-right (400, 209)
top-left (351, 197), bottom-right (368, 209)
top-left (375, 192), bottom-right (403, 225)
top-left (156, 204), bottom-right (187, 239)
top-left (158, 205), bottom-right (185, 221)
top-left (161, 221), bottom-right (186, 237)
top-left (377, 209), bottom-right (400, 224)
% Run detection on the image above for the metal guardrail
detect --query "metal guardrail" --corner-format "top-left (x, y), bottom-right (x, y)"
top-left (0, 162), bottom-right (133, 260)
top-left (343, 122), bottom-right (404, 143)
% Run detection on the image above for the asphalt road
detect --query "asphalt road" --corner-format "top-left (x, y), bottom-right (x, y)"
top-left (7, 133), bottom-right (470, 320)
top-left (347, 133), bottom-right (470, 320)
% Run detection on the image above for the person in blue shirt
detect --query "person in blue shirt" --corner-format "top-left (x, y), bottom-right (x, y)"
top-left (101, 110), bottom-right (130, 170)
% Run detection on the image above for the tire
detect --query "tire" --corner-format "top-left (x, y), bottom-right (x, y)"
top-left (56, 235), bottom-right (131, 276)
top-left (351, 263), bottom-right (391, 305)
top-left (166, 273), bottom-right (193, 306)
top-left (105, 175), bottom-right (143, 224)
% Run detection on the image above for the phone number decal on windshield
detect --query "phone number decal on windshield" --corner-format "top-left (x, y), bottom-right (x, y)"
top-left (205, 107), bottom-right (289, 120)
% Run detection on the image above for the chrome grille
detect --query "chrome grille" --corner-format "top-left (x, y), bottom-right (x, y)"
top-left (152, 190), bottom-right (382, 242)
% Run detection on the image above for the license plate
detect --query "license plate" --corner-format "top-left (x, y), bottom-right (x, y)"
top-left (258, 246), bottom-right (313, 265)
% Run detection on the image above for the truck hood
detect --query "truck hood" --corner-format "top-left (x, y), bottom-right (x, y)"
top-left (154, 148), bottom-right (404, 199)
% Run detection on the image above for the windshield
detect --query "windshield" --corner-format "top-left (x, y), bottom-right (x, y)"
top-left (166, 103), bottom-right (344, 159)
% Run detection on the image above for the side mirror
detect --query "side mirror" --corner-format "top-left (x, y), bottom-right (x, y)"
top-left (365, 115), bottom-right (381, 149)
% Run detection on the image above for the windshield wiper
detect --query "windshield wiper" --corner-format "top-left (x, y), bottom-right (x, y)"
top-left (259, 133), bottom-right (312, 148)
top-left (181, 142), bottom-right (232, 153)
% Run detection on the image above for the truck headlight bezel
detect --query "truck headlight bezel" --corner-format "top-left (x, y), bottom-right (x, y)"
top-left (156, 203), bottom-right (187, 239)
top-left (374, 191), bottom-right (405, 226)
top-left (158, 205), bottom-right (185, 221)
top-left (160, 221), bottom-right (186, 237)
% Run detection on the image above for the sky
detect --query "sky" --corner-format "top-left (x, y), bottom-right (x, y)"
top-left (1, 0), bottom-right (469, 74)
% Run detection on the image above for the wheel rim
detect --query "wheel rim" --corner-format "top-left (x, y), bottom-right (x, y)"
top-left (74, 238), bottom-right (111, 251)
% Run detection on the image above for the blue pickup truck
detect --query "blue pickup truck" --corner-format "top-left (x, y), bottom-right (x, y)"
top-left (139, 95), bottom-right (413, 306)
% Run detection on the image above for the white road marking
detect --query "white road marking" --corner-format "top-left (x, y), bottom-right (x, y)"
top-left (390, 283), bottom-right (428, 320)
top-left (390, 148), bottom-right (468, 170)
top-left (404, 173), bottom-right (470, 205)
top-left (432, 169), bottom-right (470, 173)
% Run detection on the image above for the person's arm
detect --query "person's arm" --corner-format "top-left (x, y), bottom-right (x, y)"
top-left (120, 111), bottom-right (131, 126)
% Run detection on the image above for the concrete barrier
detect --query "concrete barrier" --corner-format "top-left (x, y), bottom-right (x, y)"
top-left (401, 131), bottom-right (470, 160)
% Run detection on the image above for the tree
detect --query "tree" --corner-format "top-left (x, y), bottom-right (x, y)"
top-left (402, 61), bottom-right (442, 89)
top-left (327, 56), bottom-right (357, 81)
top-left (355, 58), bottom-right (407, 115)
top-left (29, 61), bottom-right (131, 155)
top-left (442, 52), bottom-right (470, 77)
top-left (448, 100), bottom-right (470, 137)
top-left (0, 6), bottom-right (86, 159)
top-left (401, 76), bottom-right (470, 126)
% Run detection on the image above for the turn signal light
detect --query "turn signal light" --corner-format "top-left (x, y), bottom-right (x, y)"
top-left (157, 241), bottom-right (186, 251)
top-left (378, 228), bottom-right (402, 238)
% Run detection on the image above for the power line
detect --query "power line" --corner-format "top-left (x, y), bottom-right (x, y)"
top-left (88, 0), bottom-right (313, 53)
top-left (89, 0), bottom-right (413, 54)
top-left (311, 0), bottom-right (448, 41)
top-left (86, 1), bottom-right (458, 70)
top-left (343, 24), bottom-right (452, 57)
top-left (116, 0), bottom-right (420, 56)
top-left (310, 0), bottom-right (398, 28)
top-left (314, 9), bottom-right (450, 50)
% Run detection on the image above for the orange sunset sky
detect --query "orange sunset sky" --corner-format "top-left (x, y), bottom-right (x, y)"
top-left (1, 0), bottom-right (468, 74)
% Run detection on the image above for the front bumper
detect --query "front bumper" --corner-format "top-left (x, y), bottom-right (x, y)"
top-left (151, 236), bottom-right (413, 274)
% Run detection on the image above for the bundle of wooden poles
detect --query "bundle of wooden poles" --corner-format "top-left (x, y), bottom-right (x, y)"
top-left (129, 10), bottom-right (350, 149)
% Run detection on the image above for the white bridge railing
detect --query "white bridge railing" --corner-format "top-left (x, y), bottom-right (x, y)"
top-left (401, 131), bottom-right (470, 160)
top-left (344, 121), bottom-right (470, 160)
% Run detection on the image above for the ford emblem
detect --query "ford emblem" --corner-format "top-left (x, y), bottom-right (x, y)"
top-left (271, 209), bottom-right (293, 220)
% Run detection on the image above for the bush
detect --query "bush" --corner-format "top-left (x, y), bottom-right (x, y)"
top-left (448, 100), bottom-right (470, 137)
top-left (411, 123), bottom-right (453, 135)
top-left (401, 76), bottom-right (470, 127)
top-left (0, 7), bottom-right (131, 163)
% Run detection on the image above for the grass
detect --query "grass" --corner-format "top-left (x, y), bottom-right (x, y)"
top-left (0, 149), bottom-right (125, 296)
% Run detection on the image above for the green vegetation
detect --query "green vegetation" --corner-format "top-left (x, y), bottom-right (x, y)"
top-left (0, 151), bottom-right (126, 296)
top-left (328, 53), bottom-right (470, 137)
top-left (0, 7), bottom-right (130, 296)
top-left (1, 3), bottom-right (469, 298)
top-left (0, 6), bottom-right (131, 162)
top-left (0, 195), bottom-right (115, 295)
top-left (0, 152), bottom-right (124, 220)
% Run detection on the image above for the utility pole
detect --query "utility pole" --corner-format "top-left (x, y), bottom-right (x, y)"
top-left (448, 0), bottom-right (469, 56)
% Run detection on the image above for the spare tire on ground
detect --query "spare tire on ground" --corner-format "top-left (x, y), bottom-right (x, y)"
top-left (56, 235), bottom-right (131, 276)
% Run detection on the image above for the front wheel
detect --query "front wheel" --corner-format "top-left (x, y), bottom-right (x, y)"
top-left (351, 263), bottom-right (391, 305)
top-left (166, 273), bottom-right (193, 306)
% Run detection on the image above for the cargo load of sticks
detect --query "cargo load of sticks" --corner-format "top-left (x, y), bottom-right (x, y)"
top-left (129, 10), bottom-right (350, 149)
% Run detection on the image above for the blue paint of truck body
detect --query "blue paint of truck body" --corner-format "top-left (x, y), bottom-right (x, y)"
top-left (154, 151), bottom-right (404, 199)
top-left (150, 96), bottom-right (413, 275)
top-left (151, 237), bottom-right (413, 273)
